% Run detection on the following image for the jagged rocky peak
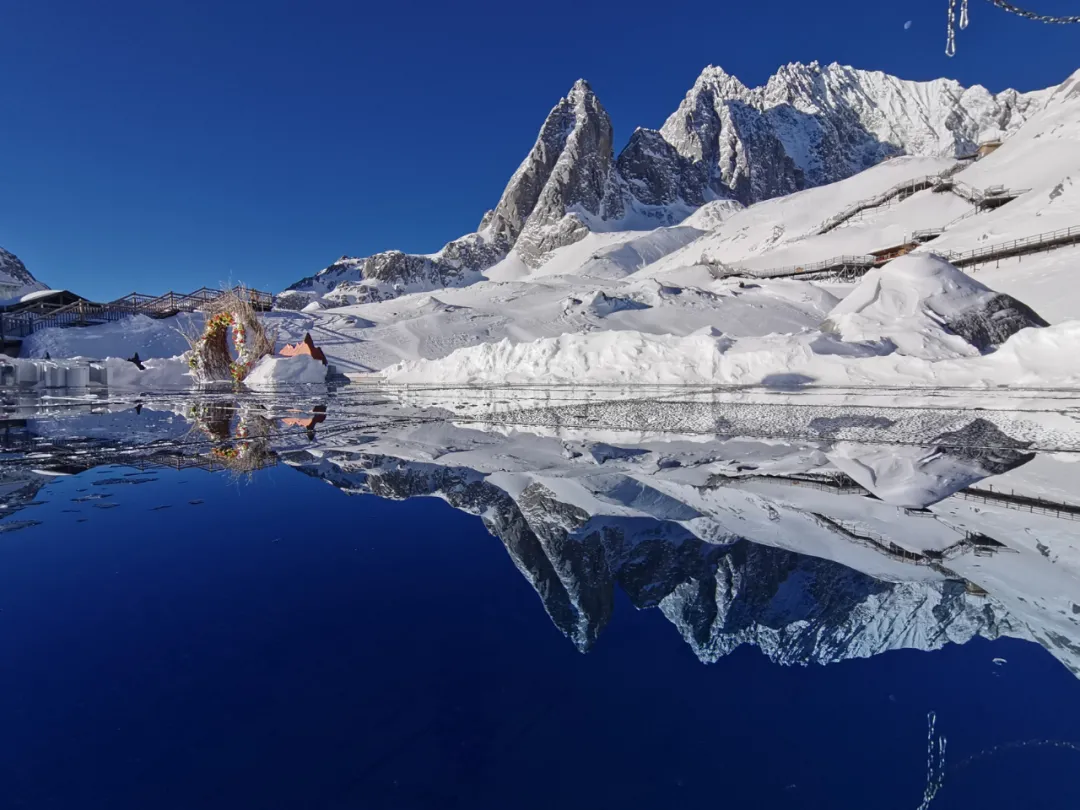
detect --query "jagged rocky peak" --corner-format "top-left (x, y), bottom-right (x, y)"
top-left (482, 79), bottom-right (622, 267)
top-left (0, 247), bottom-right (47, 298)
top-left (616, 127), bottom-right (705, 209)
top-left (659, 61), bottom-right (1046, 204)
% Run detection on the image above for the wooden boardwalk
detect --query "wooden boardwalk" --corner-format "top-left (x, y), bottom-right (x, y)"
top-left (812, 164), bottom-right (1027, 237)
top-left (729, 224), bottom-right (1080, 281)
top-left (3, 285), bottom-right (274, 337)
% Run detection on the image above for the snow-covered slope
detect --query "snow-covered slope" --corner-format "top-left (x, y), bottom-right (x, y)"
top-left (375, 251), bottom-right (1069, 387)
top-left (0, 247), bottom-right (47, 299)
top-left (281, 63), bottom-right (1056, 304)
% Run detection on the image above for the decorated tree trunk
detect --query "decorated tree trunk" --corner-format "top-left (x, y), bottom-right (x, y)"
top-left (186, 290), bottom-right (276, 385)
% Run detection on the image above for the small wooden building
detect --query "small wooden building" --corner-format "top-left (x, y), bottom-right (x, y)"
top-left (0, 289), bottom-right (89, 315)
top-left (870, 242), bottom-right (918, 265)
top-left (977, 139), bottom-right (1003, 159)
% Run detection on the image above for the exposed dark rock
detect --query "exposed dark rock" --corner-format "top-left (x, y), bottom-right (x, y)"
top-left (945, 292), bottom-right (1050, 352)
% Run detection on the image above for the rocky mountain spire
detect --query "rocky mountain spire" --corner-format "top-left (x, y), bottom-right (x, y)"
top-left (481, 79), bottom-right (622, 267)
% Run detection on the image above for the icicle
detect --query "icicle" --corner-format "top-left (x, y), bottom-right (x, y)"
top-left (960, 0), bottom-right (970, 29)
top-left (945, 0), bottom-right (958, 56)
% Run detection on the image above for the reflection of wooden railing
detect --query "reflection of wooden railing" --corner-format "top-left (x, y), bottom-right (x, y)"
top-left (959, 486), bottom-right (1080, 521)
top-left (131, 451), bottom-right (279, 473)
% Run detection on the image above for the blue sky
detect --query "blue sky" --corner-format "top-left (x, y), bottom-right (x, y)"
top-left (1, 0), bottom-right (1076, 299)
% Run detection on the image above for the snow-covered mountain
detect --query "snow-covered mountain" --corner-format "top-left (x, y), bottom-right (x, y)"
top-left (0, 247), bottom-right (47, 300)
top-left (282, 62), bottom-right (1049, 305)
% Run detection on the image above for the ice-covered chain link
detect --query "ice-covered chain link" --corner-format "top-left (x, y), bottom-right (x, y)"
top-left (949, 0), bottom-right (1080, 55)
top-left (988, 0), bottom-right (1080, 23)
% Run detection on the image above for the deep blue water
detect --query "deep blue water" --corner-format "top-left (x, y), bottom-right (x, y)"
top-left (1, 464), bottom-right (1079, 809)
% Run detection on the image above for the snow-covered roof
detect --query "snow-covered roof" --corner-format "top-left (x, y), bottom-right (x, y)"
top-left (0, 289), bottom-right (74, 310)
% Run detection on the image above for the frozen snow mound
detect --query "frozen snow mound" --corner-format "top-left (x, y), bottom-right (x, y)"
top-left (377, 319), bottom-right (1080, 388)
top-left (822, 254), bottom-right (1049, 359)
top-left (0, 356), bottom-right (194, 390)
top-left (380, 331), bottom-right (733, 385)
top-left (244, 355), bottom-right (328, 389)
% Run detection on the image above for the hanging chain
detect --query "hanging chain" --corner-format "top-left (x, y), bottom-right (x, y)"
top-left (948, 0), bottom-right (1080, 55)
top-left (987, 0), bottom-right (1080, 23)
top-left (946, 0), bottom-right (958, 55)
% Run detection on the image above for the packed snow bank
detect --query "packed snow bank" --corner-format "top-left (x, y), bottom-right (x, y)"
top-left (21, 313), bottom-right (204, 360)
top-left (0, 355), bottom-right (193, 389)
top-left (244, 355), bottom-right (328, 388)
top-left (102, 356), bottom-right (193, 389)
top-left (822, 254), bottom-right (1048, 359)
top-left (378, 321), bottom-right (1080, 388)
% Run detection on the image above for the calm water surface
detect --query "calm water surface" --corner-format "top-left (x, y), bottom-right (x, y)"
top-left (1, 386), bottom-right (1079, 809)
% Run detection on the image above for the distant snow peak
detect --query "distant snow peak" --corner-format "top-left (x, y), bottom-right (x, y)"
top-left (0, 247), bottom-right (47, 299)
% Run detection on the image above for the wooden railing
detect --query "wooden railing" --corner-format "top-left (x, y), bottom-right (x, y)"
top-left (0, 311), bottom-right (37, 340)
top-left (17, 285), bottom-right (275, 335)
top-left (726, 254), bottom-right (878, 280)
top-left (735, 225), bottom-right (1080, 281)
top-left (936, 225), bottom-right (1080, 268)
top-left (812, 166), bottom-right (1028, 237)
top-left (813, 175), bottom-right (944, 235)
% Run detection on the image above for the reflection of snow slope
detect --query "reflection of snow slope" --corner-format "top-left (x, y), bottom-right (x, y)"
top-left (828, 440), bottom-right (1032, 509)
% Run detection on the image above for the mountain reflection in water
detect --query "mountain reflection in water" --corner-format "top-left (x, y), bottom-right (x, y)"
top-left (3, 386), bottom-right (1079, 677)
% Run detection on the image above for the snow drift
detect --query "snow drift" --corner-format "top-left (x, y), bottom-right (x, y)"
top-left (822, 254), bottom-right (1048, 359)
top-left (244, 355), bottom-right (328, 388)
top-left (377, 257), bottom-right (1072, 387)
